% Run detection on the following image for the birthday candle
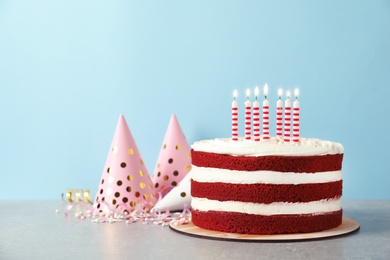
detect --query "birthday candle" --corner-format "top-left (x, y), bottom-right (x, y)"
top-left (284, 91), bottom-right (291, 142)
top-left (276, 89), bottom-right (283, 138)
top-left (253, 86), bottom-right (260, 141)
top-left (232, 90), bottom-right (238, 141)
top-left (262, 84), bottom-right (270, 140)
top-left (293, 88), bottom-right (300, 143)
top-left (245, 89), bottom-right (252, 140)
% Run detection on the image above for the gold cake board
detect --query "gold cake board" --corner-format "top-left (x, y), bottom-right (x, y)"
top-left (169, 217), bottom-right (359, 241)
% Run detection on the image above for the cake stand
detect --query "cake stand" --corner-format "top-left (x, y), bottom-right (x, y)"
top-left (169, 217), bottom-right (359, 241)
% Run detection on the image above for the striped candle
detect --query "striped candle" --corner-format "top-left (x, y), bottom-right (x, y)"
top-left (253, 86), bottom-right (260, 141)
top-left (276, 89), bottom-right (283, 138)
top-left (262, 84), bottom-right (270, 140)
top-left (232, 90), bottom-right (238, 141)
top-left (293, 88), bottom-right (300, 143)
top-left (284, 91), bottom-right (291, 142)
top-left (245, 89), bottom-right (252, 140)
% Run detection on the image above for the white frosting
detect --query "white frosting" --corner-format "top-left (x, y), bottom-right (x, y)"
top-left (191, 166), bottom-right (342, 185)
top-left (191, 137), bottom-right (344, 156)
top-left (191, 197), bottom-right (341, 215)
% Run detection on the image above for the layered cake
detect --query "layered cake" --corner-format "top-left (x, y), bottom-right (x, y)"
top-left (190, 137), bottom-right (344, 234)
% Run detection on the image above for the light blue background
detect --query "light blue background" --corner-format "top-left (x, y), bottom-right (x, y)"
top-left (0, 1), bottom-right (389, 200)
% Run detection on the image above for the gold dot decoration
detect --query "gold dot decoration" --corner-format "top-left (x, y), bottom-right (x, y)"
top-left (149, 184), bottom-right (153, 190)
top-left (111, 199), bottom-right (116, 205)
top-left (140, 159), bottom-right (144, 165)
top-left (187, 153), bottom-right (191, 159)
top-left (185, 165), bottom-right (191, 172)
top-left (175, 145), bottom-right (181, 150)
top-left (143, 194), bottom-right (149, 200)
top-left (120, 162), bottom-right (126, 168)
top-left (126, 186), bottom-right (132, 192)
top-left (168, 158), bottom-right (173, 164)
top-left (127, 175), bottom-right (133, 181)
top-left (128, 148), bottom-right (134, 155)
top-left (130, 201), bottom-right (136, 207)
top-left (173, 170), bottom-right (179, 176)
top-left (157, 163), bottom-right (160, 168)
top-left (107, 167), bottom-right (111, 173)
top-left (180, 192), bottom-right (186, 198)
top-left (139, 170), bottom-right (144, 177)
top-left (140, 182), bottom-right (146, 189)
top-left (163, 144), bottom-right (167, 149)
top-left (112, 146), bottom-right (118, 153)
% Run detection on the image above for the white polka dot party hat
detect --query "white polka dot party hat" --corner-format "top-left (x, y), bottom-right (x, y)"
top-left (93, 115), bottom-right (157, 213)
top-left (152, 114), bottom-right (191, 198)
top-left (152, 169), bottom-right (192, 212)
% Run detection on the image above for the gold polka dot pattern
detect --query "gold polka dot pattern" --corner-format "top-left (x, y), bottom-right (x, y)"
top-left (93, 115), bottom-right (158, 214)
top-left (152, 115), bottom-right (192, 200)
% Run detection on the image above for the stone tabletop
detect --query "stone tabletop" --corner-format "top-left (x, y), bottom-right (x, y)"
top-left (0, 200), bottom-right (389, 259)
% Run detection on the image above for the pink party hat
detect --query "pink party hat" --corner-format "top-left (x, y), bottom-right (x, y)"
top-left (152, 114), bottom-right (191, 198)
top-left (152, 170), bottom-right (192, 212)
top-left (93, 115), bottom-right (157, 213)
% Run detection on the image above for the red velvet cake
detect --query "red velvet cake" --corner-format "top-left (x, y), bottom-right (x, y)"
top-left (190, 137), bottom-right (344, 234)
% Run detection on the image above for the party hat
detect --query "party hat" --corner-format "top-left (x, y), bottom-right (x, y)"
top-left (152, 114), bottom-right (192, 198)
top-left (152, 170), bottom-right (192, 212)
top-left (93, 115), bottom-right (157, 214)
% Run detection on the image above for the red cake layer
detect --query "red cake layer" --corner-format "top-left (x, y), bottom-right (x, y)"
top-left (191, 209), bottom-right (343, 234)
top-left (191, 180), bottom-right (342, 203)
top-left (191, 150), bottom-right (343, 173)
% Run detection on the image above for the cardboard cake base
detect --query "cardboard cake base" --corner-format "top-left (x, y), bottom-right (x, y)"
top-left (169, 217), bottom-right (359, 241)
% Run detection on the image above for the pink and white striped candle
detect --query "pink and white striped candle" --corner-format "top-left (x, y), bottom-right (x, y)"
top-left (245, 89), bottom-right (252, 140)
top-left (262, 84), bottom-right (270, 140)
top-left (293, 88), bottom-right (300, 143)
top-left (232, 90), bottom-right (238, 141)
top-left (276, 89), bottom-right (283, 138)
top-left (253, 86), bottom-right (260, 141)
top-left (284, 91), bottom-right (291, 142)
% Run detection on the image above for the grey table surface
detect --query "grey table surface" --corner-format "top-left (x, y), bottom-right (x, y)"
top-left (0, 200), bottom-right (389, 260)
